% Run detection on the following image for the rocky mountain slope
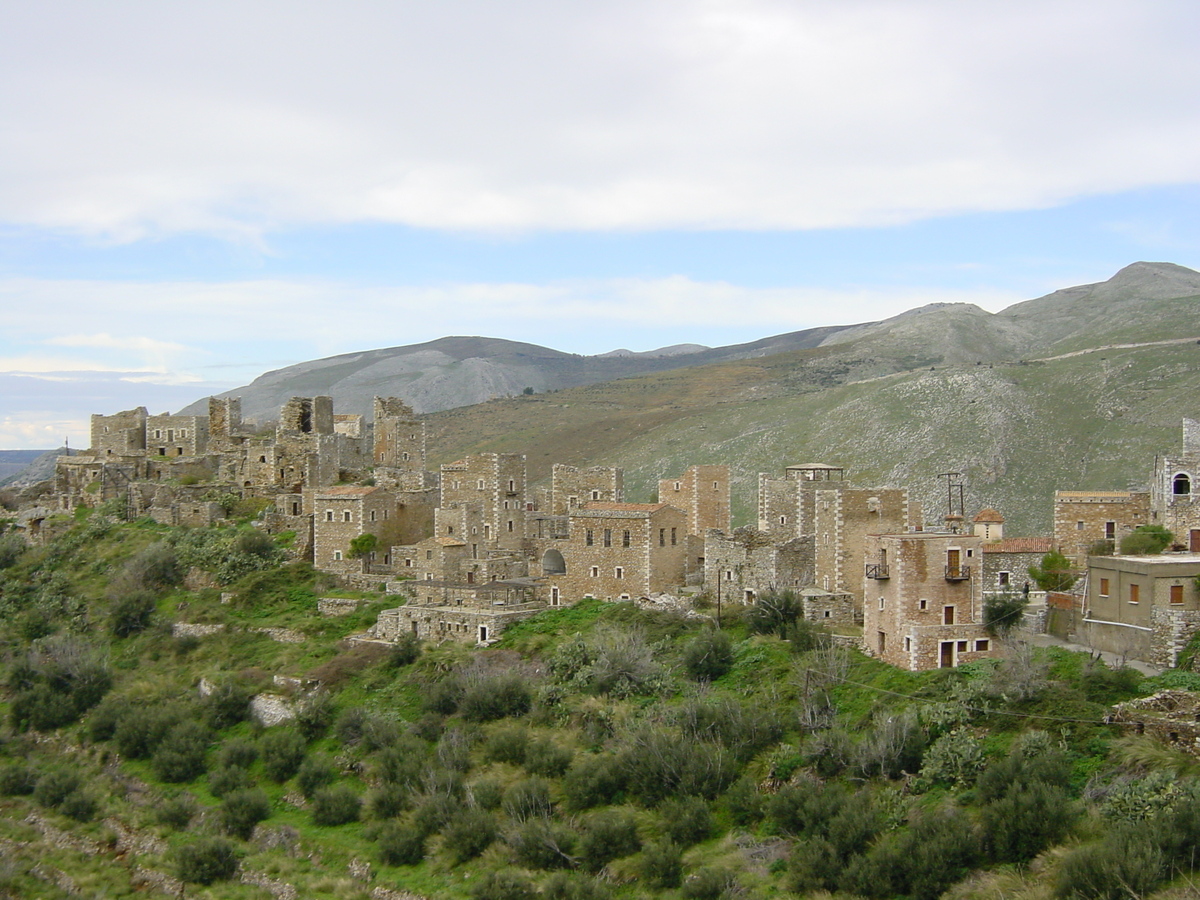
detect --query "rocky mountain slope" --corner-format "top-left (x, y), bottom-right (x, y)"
top-left (181, 328), bottom-right (851, 424)
top-left (420, 263), bottom-right (1200, 536)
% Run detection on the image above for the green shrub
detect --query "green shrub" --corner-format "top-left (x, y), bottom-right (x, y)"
top-left (113, 704), bottom-right (179, 759)
top-left (208, 765), bottom-right (255, 798)
top-left (1055, 825), bottom-right (1165, 900)
top-left (377, 822), bottom-right (425, 866)
top-left (201, 680), bottom-right (254, 730)
top-left (152, 720), bottom-right (211, 783)
top-left (311, 784), bottom-right (361, 826)
top-left (156, 794), bottom-right (197, 829)
top-left (219, 788), bottom-right (272, 839)
top-left (540, 872), bottom-right (612, 900)
top-left (503, 777), bottom-right (553, 822)
top-left (639, 841), bottom-right (683, 890)
top-left (1119, 525), bottom-right (1174, 555)
top-left (174, 836), bottom-right (239, 884)
top-left (723, 776), bottom-right (765, 826)
top-left (296, 754), bottom-right (337, 799)
top-left (484, 724), bottom-right (529, 765)
top-left (33, 769), bottom-right (82, 809)
top-left (260, 729), bottom-right (306, 782)
top-left (983, 780), bottom-right (1076, 864)
top-left (578, 810), bottom-right (641, 872)
top-left (509, 819), bottom-right (577, 870)
top-left (216, 738), bottom-right (258, 771)
top-left (563, 752), bottom-right (626, 810)
top-left (442, 808), bottom-right (498, 863)
top-left (682, 629), bottom-right (734, 681)
top-left (681, 866), bottom-right (738, 900)
top-left (525, 736), bottom-right (573, 777)
top-left (367, 783), bottom-right (412, 820)
top-left (470, 870), bottom-right (536, 900)
top-left (460, 675), bottom-right (532, 722)
top-left (660, 796), bottom-right (712, 847)
top-left (0, 763), bottom-right (36, 796)
top-left (109, 590), bottom-right (157, 637)
top-left (294, 689), bottom-right (335, 740)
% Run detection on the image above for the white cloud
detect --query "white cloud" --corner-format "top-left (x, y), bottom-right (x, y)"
top-left (1, 1), bottom-right (1198, 237)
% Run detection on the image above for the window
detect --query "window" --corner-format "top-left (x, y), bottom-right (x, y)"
top-left (780, 516), bottom-right (787, 525)
top-left (1171, 584), bottom-right (1184, 604)
top-left (1099, 578), bottom-right (1110, 597)
top-left (615, 567), bottom-right (624, 579)
top-left (919, 599), bottom-right (927, 610)
top-left (622, 530), bottom-right (630, 548)
top-left (325, 511), bottom-right (334, 521)
top-left (509, 480), bottom-right (515, 491)
top-left (603, 528), bottom-right (612, 548)
top-left (725, 570), bottom-right (733, 582)
top-left (477, 479), bottom-right (485, 490)
top-left (590, 566), bottom-right (599, 577)
top-left (591, 490), bottom-right (599, 500)
top-left (1130, 584), bottom-right (1140, 604)
top-left (904, 637), bottom-right (912, 652)
top-left (333, 551), bottom-right (342, 560)
top-left (878, 597), bottom-right (884, 610)
top-left (975, 639), bottom-right (990, 652)
top-left (405, 558), bottom-right (412, 567)
top-left (713, 481), bottom-right (719, 490)
top-left (586, 529), bottom-right (594, 546)
top-left (426, 550), bottom-right (433, 560)
top-left (659, 529), bottom-right (666, 547)
top-left (998, 571), bottom-right (1010, 586)
top-left (370, 510), bottom-right (376, 522)
top-left (671, 528), bottom-right (677, 546)
top-left (291, 502), bottom-right (300, 515)
top-left (507, 520), bottom-right (514, 532)
top-left (957, 640), bottom-right (968, 652)
top-left (1105, 521), bottom-right (1116, 540)
top-left (674, 482), bottom-right (681, 491)
top-left (343, 511), bottom-right (351, 522)
top-left (1174, 473), bottom-right (1192, 495)
top-left (1076, 521), bottom-right (1084, 531)
top-left (402, 452), bottom-right (409, 461)
top-left (943, 605), bottom-right (955, 625)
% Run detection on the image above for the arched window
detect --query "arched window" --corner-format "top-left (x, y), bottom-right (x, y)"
top-left (1174, 473), bottom-right (1192, 496)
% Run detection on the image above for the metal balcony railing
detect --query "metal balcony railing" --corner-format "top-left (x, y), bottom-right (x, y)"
top-left (865, 564), bottom-right (890, 580)
top-left (945, 565), bottom-right (971, 581)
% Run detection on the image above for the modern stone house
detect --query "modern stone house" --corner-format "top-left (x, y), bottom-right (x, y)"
top-left (1084, 552), bottom-right (1200, 668)
top-left (979, 537), bottom-right (1054, 596)
top-left (862, 531), bottom-right (1001, 671)
top-left (1054, 490), bottom-right (1150, 566)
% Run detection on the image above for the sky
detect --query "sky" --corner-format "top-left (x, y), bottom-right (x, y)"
top-left (2, 1), bottom-right (1200, 449)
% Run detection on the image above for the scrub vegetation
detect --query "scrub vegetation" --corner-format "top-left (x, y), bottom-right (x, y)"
top-left (1, 513), bottom-right (1199, 899)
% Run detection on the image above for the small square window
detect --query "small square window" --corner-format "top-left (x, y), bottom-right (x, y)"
top-left (975, 639), bottom-right (990, 652)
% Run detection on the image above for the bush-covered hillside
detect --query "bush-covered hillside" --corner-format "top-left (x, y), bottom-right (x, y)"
top-left (1, 512), bottom-right (1199, 899)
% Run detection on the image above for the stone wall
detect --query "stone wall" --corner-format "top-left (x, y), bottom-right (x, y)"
top-left (1150, 605), bottom-right (1200, 669)
top-left (551, 464), bottom-right (623, 515)
top-left (1054, 491), bottom-right (1150, 566)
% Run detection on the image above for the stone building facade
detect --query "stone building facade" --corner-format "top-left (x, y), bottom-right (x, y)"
top-left (1054, 490), bottom-right (1151, 566)
top-left (1084, 552), bottom-right (1200, 668)
top-left (703, 528), bottom-right (815, 603)
top-left (1151, 418), bottom-right (1200, 550)
top-left (312, 486), bottom-right (399, 574)
top-left (549, 464), bottom-right (624, 515)
top-left (758, 464), bottom-right (914, 609)
top-left (979, 537), bottom-right (1054, 596)
top-left (440, 454), bottom-right (527, 551)
top-left (90, 407), bottom-right (148, 455)
top-left (659, 465), bottom-right (731, 536)
top-left (862, 531), bottom-right (1000, 671)
top-left (555, 502), bottom-right (688, 603)
top-left (145, 414), bottom-right (208, 458)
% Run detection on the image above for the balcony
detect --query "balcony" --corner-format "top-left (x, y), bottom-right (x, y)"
top-left (945, 565), bottom-right (971, 582)
top-left (865, 564), bottom-right (890, 580)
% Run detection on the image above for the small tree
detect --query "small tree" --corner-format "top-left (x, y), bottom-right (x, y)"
top-left (1119, 525), bottom-right (1174, 556)
top-left (1028, 550), bottom-right (1077, 592)
top-left (983, 591), bottom-right (1028, 637)
top-left (349, 533), bottom-right (380, 559)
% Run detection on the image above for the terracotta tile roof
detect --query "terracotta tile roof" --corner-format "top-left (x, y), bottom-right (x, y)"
top-left (973, 508), bottom-right (1005, 523)
top-left (985, 538), bottom-right (1054, 554)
